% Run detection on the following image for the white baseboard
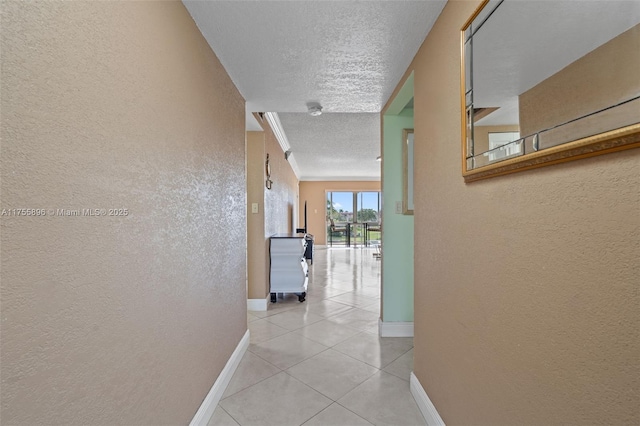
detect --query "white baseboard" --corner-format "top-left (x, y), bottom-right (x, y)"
top-left (247, 297), bottom-right (269, 311)
top-left (189, 329), bottom-right (250, 426)
top-left (378, 319), bottom-right (414, 337)
top-left (410, 372), bottom-right (445, 426)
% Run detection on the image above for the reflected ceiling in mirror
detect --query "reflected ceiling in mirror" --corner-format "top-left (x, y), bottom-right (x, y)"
top-left (461, 0), bottom-right (640, 182)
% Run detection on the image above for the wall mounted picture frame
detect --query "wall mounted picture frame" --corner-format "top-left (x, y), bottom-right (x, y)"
top-left (402, 129), bottom-right (414, 215)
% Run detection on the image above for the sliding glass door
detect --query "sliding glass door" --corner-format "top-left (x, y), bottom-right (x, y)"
top-left (327, 192), bottom-right (352, 246)
top-left (326, 191), bottom-right (381, 247)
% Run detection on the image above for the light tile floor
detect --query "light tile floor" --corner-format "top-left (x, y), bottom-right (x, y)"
top-left (209, 247), bottom-right (425, 426)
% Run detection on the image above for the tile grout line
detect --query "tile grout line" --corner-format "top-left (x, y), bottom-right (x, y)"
top-left (219, 248), bottom-right (411, 426)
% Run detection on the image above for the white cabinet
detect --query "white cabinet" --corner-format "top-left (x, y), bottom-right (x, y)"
top-left (269, 234), bottom-right (308, 303)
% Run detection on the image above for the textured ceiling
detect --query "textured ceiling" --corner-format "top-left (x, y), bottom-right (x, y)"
top-left (183, 1), bottom-right (638, 179)
top-left (183, 0), bottom-right (446, 180)
top-left (278, 113), bottom-right (381, 181)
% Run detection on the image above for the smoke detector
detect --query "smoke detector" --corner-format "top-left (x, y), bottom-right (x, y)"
top-left (307, 103), bottom-right (323, 116)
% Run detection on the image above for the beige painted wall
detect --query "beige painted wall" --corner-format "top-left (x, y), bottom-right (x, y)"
top-left (299, 181), bottom-right (381, 245)
top-left (246, 132), bottom-right (267, 300)
top-left (520, 24), bottom-right (640, 140)
top-left (246, 121), bottom-right (299, 301)
top-left (407, 1), bottom-right (640, 424)
top-left (1, 2), bottom-right (247, 424)
top-left (264, 127), bottom-right (299, 240)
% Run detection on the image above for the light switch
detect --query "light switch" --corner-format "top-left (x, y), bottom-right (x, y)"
top-left (251, 203), bottom-right (259, 214)
top-left (395, 201), bottom-right (402, 214)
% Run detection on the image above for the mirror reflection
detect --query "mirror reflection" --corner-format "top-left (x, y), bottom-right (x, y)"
top-left (462, 0), bottom-right (640, 174)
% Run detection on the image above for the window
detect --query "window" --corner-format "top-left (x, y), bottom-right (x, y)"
top-left (488, 131), bottom-right (521, 162)
top-left (326, 191), bottom-right (381, 247)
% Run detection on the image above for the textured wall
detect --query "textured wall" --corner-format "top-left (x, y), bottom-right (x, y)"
top-left (263, 128), bottom-right (299, 241)
top-left (244, 123), bottom-right (299, 301)
top-left (410, 1), bottom-right (640, 424)
top-left (246, 132), bottom-right (267, 300)
top-left (1, 2), bottom-right (247, 425)
top-left (298, 181), bottom-right (381, 245)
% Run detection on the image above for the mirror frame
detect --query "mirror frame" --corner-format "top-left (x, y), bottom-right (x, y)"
top-left (460, 0), bottom-right (640, 183)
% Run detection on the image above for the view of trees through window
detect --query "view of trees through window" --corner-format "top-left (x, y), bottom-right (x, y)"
top-left (326, 191), bottom-right (381, 247)
top-left (326, 191), bottom-right (381, 223)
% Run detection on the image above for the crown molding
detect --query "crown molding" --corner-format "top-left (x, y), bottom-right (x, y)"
top-left (264, 112), bottom-right (300, 178)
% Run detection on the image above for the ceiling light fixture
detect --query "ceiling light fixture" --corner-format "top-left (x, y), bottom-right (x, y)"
top-left (307, 103), bottom-right (323, 117)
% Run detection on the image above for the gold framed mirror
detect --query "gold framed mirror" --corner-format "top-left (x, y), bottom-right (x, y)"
top-left (461, 0), bottom-right (640, 183)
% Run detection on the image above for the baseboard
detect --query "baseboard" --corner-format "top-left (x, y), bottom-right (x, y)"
top-left (378, 319), bottom-right (414, 337)
top-left (189, 329), bottom-right (250, 426)
top-left (410, 372), bottom-right (445, 426)
top-left (247, 297), bottom-right (269, 311)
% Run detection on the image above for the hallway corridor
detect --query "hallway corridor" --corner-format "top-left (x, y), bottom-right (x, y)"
top-left (209, 247), bottom-right (424, 426)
